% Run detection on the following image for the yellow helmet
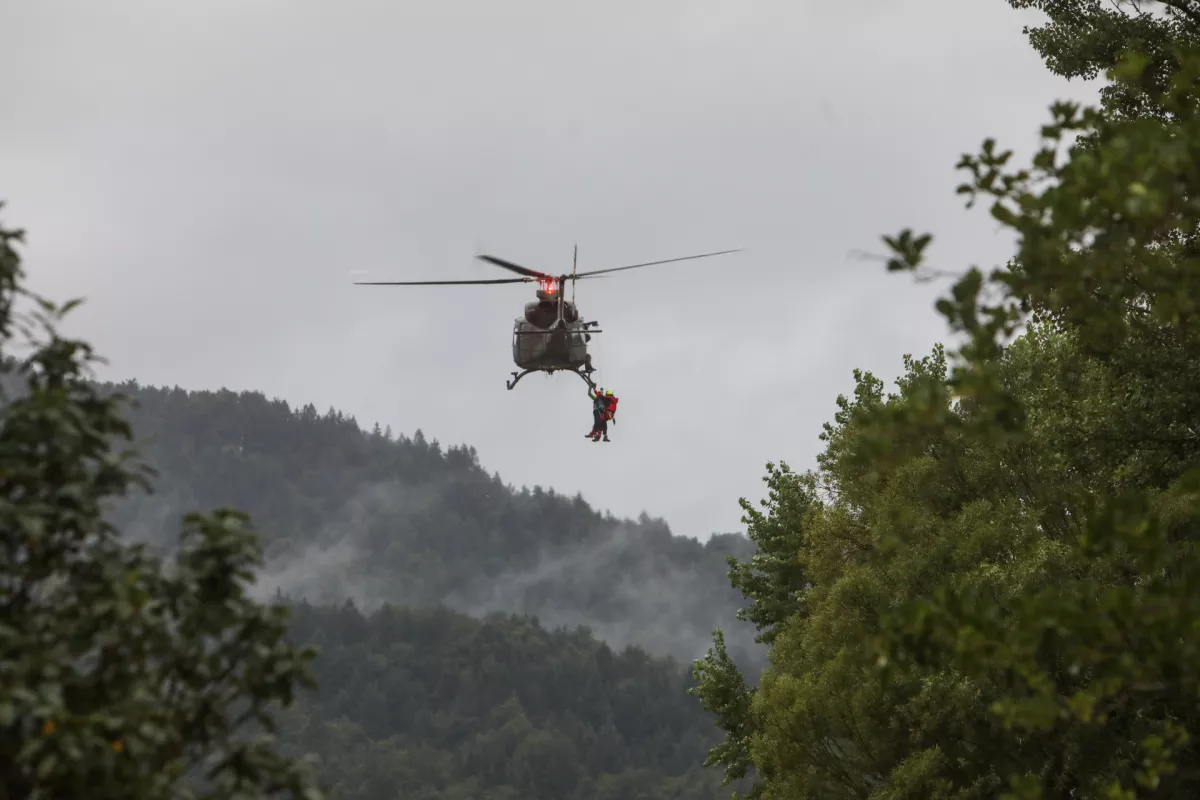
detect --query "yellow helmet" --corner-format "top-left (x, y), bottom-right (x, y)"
top-left (605, 389), bottom-right (614, 396)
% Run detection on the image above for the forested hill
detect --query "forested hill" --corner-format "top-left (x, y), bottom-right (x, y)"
top-left (101, 380), bottom-right (762, 667)
top-left (277, 600), bottom-right (738, 799)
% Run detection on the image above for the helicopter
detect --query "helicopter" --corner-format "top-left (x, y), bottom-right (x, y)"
top-left (355, 245), bottom-right (739, 390)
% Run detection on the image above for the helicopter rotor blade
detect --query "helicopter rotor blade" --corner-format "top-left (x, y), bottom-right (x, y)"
top-left (571, 248), bottom-right (741, 279)
top-left (354, 277), bottom-right (529, 286)
top-left (476, 254), bottom-right (549, 280)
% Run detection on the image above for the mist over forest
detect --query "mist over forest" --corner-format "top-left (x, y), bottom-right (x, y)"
top-left (103, 380), bottom-right (764, 671)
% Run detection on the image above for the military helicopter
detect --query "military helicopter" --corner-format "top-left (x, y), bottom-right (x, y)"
top-left (355, 245), bottom-right (739, 390)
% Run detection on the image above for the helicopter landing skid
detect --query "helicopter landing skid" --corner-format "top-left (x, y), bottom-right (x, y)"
top-left (507, 367), bottom-right (596, 391)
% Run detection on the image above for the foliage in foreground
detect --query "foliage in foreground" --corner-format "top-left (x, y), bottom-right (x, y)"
top-left (695, 4), bottom-right (1200, 799)
top-left (0, 208), bottom-right (322, 798)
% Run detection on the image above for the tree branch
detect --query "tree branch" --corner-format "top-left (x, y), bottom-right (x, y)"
top-left (1159, 0), bottom-right (1200, 27)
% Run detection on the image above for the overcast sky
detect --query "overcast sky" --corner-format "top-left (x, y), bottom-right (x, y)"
top-left (2, 1), bottom-right (1099, 541)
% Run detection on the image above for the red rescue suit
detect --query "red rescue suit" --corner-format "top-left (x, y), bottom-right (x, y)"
top-left (603, 394), bottom-right (618, 422)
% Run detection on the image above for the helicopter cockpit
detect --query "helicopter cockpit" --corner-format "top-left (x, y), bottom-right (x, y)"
top-left (525, 278), bottom-right (578, 327)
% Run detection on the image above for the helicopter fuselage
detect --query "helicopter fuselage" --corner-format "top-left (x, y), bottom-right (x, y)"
top-left (512, 295), bottom-right (593, 372)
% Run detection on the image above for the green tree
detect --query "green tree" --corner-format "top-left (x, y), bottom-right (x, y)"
top-left (695, 8), bottom-right (1200, 799)
top-left (1007, 0), bottom-right (1199, 122)
top-left (0, 206), bottom-right (322, 799)
top-left (879, 44), bottom-right (1200, 797)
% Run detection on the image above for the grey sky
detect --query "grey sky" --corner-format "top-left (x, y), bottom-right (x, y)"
top-left (2, 1), bottom-right (1099, 540)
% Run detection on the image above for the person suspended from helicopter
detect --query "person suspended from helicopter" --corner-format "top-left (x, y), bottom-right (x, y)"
top-left (587, 385), bottom-right (609, 441)
top-left (588, 387), bottom-right (619, 442)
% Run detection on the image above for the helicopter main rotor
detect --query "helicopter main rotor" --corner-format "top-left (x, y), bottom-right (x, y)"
top-left (352, 247), bottom-right (741, 288)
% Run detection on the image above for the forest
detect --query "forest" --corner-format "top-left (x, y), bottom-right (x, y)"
top-left (273, 601), bottom-right (735, 799)
top-left (99, 379), bottom-right (762, 671)
top-left (3, 1), bottom-right (1200, 799)
top-left (0, 360), bottom-right (760, 796)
